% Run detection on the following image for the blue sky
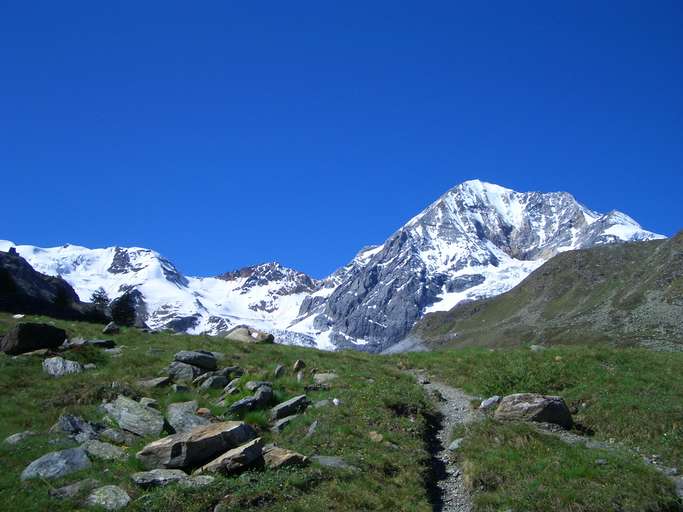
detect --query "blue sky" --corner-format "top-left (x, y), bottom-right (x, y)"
top-left (1, 2), bottom-right (681, 278)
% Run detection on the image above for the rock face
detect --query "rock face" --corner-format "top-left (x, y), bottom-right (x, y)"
top-left (136, 421), bottom-right (257, 470)
top-left (197, 438), bottom-right (263, 475)
top-left (42, 356), bottom-right (83, 377)
top-left (104, 395), bottom-right (165, 437)
top-left (0, 249), bottom-right (107, 323)
top-left (167, 401), bottom-right (210, 433)
top-left (21, 447), bottom-right (91, 480)
top-left (494, 393), bottom-right (573, 429)
top-left (0, 323), bottom-right (66, 355)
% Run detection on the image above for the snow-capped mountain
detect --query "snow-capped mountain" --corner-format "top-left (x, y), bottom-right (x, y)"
top-left (0, 180), bottom-right (664, 352)
top-left (287, 180), bottom-right (664, 351)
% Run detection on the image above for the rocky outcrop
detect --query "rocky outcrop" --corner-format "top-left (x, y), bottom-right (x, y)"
top-left (0, 323), bottom-right (66, 355)
top-left (494, 393), bottom-right (573, 429)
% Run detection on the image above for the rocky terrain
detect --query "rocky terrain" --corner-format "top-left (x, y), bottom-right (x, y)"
top-left (413, 230), bottom-right (683, 350)
top-left (0, 180), bottom-right (664, 353)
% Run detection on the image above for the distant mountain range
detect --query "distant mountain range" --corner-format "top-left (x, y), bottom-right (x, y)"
top-left (0, 180), bottom-right (664, 351)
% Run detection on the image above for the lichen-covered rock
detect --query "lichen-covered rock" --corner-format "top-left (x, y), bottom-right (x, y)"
top-left (85, 485), bottom-right (130, 511)
top-left (21, 448), bottom-right (91, 480)
top-left (104, 395), bottom-right (164, 437)
top-left (82, 439), bottom-right (126, 461)
top-left (167, 401), bottom-right (209, 433)
top-left (131, 468), bottom-right (188, 488)
top-left (42, 356), bottom-right (83, 377)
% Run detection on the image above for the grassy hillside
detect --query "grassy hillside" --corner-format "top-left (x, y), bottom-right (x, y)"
top-left (414, 231), bottom-right (683, 350)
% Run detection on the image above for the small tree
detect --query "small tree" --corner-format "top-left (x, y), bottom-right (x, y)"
top-left (90, 287), bottom-right (110, 308)
top-left (110, 291), bottom-right (136, 326)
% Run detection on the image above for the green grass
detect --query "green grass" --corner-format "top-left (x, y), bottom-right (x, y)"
top-left (399, 345), bottom-right (683, 469)
top-left (0, 313), bottom-right (433, 512)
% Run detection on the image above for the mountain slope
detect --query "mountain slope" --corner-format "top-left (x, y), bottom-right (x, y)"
top-left (413, 232), bottom-right (683, 350)
top-left (293, 180), bottom-right (664, 352)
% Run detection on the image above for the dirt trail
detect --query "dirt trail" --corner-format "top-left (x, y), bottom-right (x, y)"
top-left (415, 371), bottom-right (482, 512)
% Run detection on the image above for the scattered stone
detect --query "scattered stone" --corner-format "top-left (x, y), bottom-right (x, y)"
top-left (131, 468), bottom-right (188, 488)
top-left (172, 383), bottom-right (191, 393)
top-left (51, 414), bottom-right (100, 440)
top-left (271, 414), bottom-right (299, 433)
top-left (102, 322), bottom-right (120, 335)
top-left (49, 478), bottom-right (101, 499)
top-left (200, 375), bottom-right (229, 390)
top-left (178, 475), bottom-right (215, 488)
top-left (100, 428), bottom-right (137, 446)
top-left (174, 350), bottom-right (217, 370)
top-left (0, 323), bottom-right (66, 355)
top-left (448, 438), bottom-right (464, 451)
top-left (137, 376), bottom-right (171, 389)
top-left (313, 399), bottom-right (330, 409)
top-left (168, 361), bottom-right (204, 382)
top-left (67, 337), bottom-right (116, 349)
top-left (136, 421), bottom-right (256, 470)
top-left (83, 363), bottom-right (97, 370)
top-left (494, 393), bottom-right (573, 429)
top-left (311, 455), bottom-right (359, 472)
top-left (4, 430), bottom-right (35, 445)
top-left (167, 401), bottom-right (210, 433)
top-left (305, 420), bottom-right (318, 439)
top-left (296, 371), bottom-right (304, 383)
top-left (255, 385), bottom-right (274, 406)
top-left (197, 438), bottom-right (263, 475)
top-left (85, 485), bottom-right (130, 511)
top-left (216, 366), bottom-right (244, 379)
top-left (224, 378), bottom-right (241, 394)
top-left (82, 439), bottom-right (126, 461)
top-left (293, 359), bottom-right (306, 372)
top-left (21, 447), bottom-right (91, 480)
top-left (104, 395), bottom-right (165, 437)
top-left (139, 397), bottom-right (159, 409)
top-left (228, 396), bottom-right (260, 414)
top-left (274, 364), bottom-right (286, 378)
top-left (263, 445), bottom-right (309, 469)
top-left (313, 373), bottom-right (338, 385)
top-left (271, 395), bottom-right (309, 420)
top-left (42, 356), bottom-right (83, 377)
top-left (368, 431), bottom-right (384, 443)
top-left (479, 395), bottom-right (501, 411)
top-left (245, 380), bottom-right (272, 392)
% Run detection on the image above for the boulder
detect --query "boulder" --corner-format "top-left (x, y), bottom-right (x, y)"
top-left (245, 380), bottom-right (272, 392)
top-left (104, 395), bottom-right (164, 437)
top-left (479, 395), bottom-right (501, 411)
top-left (225, 325), bottom-right (274, 344)
top-left (0, 323), bottom-right (66, 355)
top-left (313, 373), bottom-right (338, 385)
top-left (131, 468), bottom-right (188, 488)
top-left (51, 414), bottom-right (101, 440)
top-left (274, 364), bottom-right (286, 378)
top-left (139, 397), bottom-right (158, 409)
top-left (494, 393), bottom-right (573, 429)
top-left (102, 322), bottom-right (120, 335)
top-left (136, 421), bottom-right (256, 470)
top-left (293, 359), bottom-right (306, 372)
top-left (85, 485), bottom-right (130, 511)
top-left (100, 428), bottom-right (138, 446)
top-left (270, 395), bottom-right (309, 420)
top-left (174, 350), bottom-right (217, 370)
top-left (167, 401), bottom-right (210, 433)
top-left (21, 447), bottom-right (91, 480)
top-left (197, 438), bottom-right (263, 475)
top-left (49, 478), bottom-right (101, 500)
top-left (200, 375), bottom-right (229, 390)
top-left (137, 376), bottom-right (171, 389)
top-left (254, 385), bottom-right (274, 406)
top-left (271, 414), bottom-right (299, 433)
top-left (81, 439), bottom-right (126, 461)
top-left (263, 445), bottom-right (309, 469)
top-left (3, 430), bottom-right (35, 445)
top-left (42, 356), bottom-right (83, 377)
top-left (228, 396), bottom-right (260, 414)
top-left (168, 361), bottom-right (204, 382)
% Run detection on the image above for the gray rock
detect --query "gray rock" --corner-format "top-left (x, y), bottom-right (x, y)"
top-left (21, 447), bottom-right (91, 480)
top-left (224, 378), bottom-right (241, 393)
top-left (274, 364), bottom-right (286, 378)
top-left (530, 344), bottom-right (546, 352)
top-left (270, 395), bottom-right (309, 420)
top-left (494, 393), bottom-right (573, 429)
top-left (139, 397), bottom-right (158, 409)
top-left (313, 399), bottom-right (330, 409)
top-left (51, 414), bottom-right (100, 440)
top-left (104, 395), bottom-right (165, 437)
top-left (100, 428), bottom-right (137, 446)
top-left (168, 361), bottom-right (204, 382)
top-left (254, 385), bottom-right (274, 405)
top-left (311, 455), bottom-right (359, 472)
top-left (305, 420), bottom-right (319, 438)
top-left (263, 445), bottom-right (309, 469)
top-left (172, 383), bottom-right (191, 393)
top-left (271, 414), bottom-right (299, 433)
top-left (131, 468), bottom-right (188, 488)
top-left (448, 438), bottom-right (464, 451)
top-left (42, 356), bottom-right (83, 377)
top-left (479, 395), bottom-right (501, 411)
top-left (174, 350), bottom-right (217, 370)
top-left (49, 478), bottom-right (101, 499)
top-left (137, 376), bottom-right (171, 389)
top-left (83, 363), bottom-right (97, 370)
top-left (313, 373), bottom-right (338, 385)
top-left (82, 439), bottom-right (126, 461)
top-left (228, 396), bottom-right (260, 414)
top-left (85, 485), bottom-right (130, 511)
top-left (136, 421), bottom-right (256, 470)
top-left (296, 370), bottom-right (304, 383)
top-left (102, 322), bottom-right (120, 335)
top-left (67, 337), bottom-right (116, 349)
top-left (178, 475), bottom-right (215, 488)
top-left (104, 347), bottom-right (123, 357)
top-left (225, 325), bottom-right (274, 344)
top-left (0, 323), bottom-right (66, 355)
top-left (200, 375), bottom-right (229, 390)
top-left (293, 359), bottom-right (306, 372)
top-left (197, 437), bottom-right (263, 475)
top-left (245, 380), bottom-right (272, 392)
top-left (3, 430), bottom-right (35, 445)
top-left (167, 401), bottom-right (210, 433)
